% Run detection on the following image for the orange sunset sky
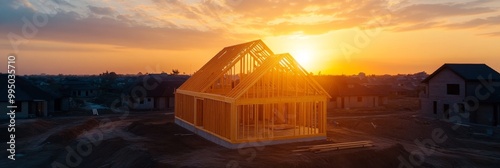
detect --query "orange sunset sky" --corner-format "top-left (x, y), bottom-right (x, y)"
top-left (1, 0), bottom-right (499, 75)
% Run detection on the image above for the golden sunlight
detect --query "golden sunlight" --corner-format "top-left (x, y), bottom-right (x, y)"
top-left (290, 47), bottom-right (314, 68)
top-left (264, 32), bottom-right (343, 73)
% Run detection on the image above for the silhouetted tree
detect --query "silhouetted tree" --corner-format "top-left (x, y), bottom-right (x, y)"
top-left (100, 71), bottom-right (118, 91)
top-left (171, 69), bottom-right (180, 75)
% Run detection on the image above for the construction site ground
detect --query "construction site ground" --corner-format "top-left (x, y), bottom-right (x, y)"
top-left (1, 97), bottom-right (500, 168)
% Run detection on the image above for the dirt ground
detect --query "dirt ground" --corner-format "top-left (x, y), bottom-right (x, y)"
top-left (1, 99), bottom-right (500, 168)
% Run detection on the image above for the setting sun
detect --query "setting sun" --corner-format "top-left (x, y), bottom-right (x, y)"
top-left (263, 33), bottom-right (343, 74)
top-left (291, 47), bottom-right (314, 68)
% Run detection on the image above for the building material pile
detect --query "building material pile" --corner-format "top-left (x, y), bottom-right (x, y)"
top-left (293, 141), bottom-right (374, 153)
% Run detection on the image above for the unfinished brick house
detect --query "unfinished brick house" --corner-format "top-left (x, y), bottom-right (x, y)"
top-left (175, 40), bottom-right (330, 148)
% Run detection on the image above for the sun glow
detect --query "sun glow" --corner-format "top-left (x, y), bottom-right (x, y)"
top-left (291, 47), bottom-right (315, 68)
top-left (264, 32), bottom-right (343, 74)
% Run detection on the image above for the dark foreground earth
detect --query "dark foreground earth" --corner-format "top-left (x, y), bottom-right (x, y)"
top-left (1, 110), bottom-right (499, 168)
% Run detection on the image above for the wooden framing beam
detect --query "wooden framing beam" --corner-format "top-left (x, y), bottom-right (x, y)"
top-left (200, 41), bottom-right (263, 92)
top-left (177, 89), bottom-right (235, 103)
top-left (230, 103), bottom-right (237, 141)
top-left (235, 95), bottom-right (327, 105)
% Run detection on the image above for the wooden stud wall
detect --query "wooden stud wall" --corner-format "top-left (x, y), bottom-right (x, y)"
top-left (175, 93), bottom-right (195, 123)
top-left (235, 100), bottom-right (326, 141)
top-left (201, 99), bottom-right (232, 139)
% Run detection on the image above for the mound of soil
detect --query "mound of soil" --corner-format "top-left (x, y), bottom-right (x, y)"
top-left (16, 120), bottom-right (54, 140)
top-left (48, 137), bottom-right (156, 168)
top-left (0, 120), bottom-right (54, 142)
top-left (126, 121), bottom-right (151, 136)
top-left (335, 116), bottom-right (482, 149)
top-left (44, 118), bottom-right (100, 145)
top-left (280, 143), bottom-right (422, 168)
top-left (126, 121), bottom-right (215, 155)
top-left (79, 137), bottom-right (156, 168)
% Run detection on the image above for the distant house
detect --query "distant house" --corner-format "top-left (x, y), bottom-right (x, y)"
top-left (331, 83), bottom-right (388, 110)
top-left (126, 74), bottom-right (188, 110)
top-left (63, 79), bottom-right (100, 100)
top-left (420, 64), bottom-right (500, 126)
top-left (57, 79), bottom-right (101, 110)
top-left (0, 74), bottom-right (54, 119)
top-left (316, 76), bottom-right (388, 110)
top-left (38, 86), bottom-right (69, 113)
top-left (393, 80), bottom-right (420, 97)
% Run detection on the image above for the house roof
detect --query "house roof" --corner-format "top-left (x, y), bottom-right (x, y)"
top-left (128, 74), bottom-right (188, 97)
top-left (315, 76), bottom-right (385, 97)
top-left (422, 64), bottom-right (500, 83)
top-left (179, 40), bottom-right (273, 92)
top-left (0, 74), bottom-right (54, 101)
top-left (63, 79), bottom-right (99, 90)
top-left (330, 83), bottom-right (385, 97)
top-left (483, 93), bottom-right (500, 103)
top-left (178, 40), bottom-right (330, 99)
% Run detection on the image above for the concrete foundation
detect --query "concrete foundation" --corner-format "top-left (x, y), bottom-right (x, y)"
top-left (175, 118), bottom-right (326, 149)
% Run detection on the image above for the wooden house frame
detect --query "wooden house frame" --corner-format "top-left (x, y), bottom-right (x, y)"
top-left (175, 40), bottom-right (331, 148)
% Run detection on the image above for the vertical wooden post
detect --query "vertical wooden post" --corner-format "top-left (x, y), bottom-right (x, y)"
top-left (272, 103), bottom-right (275, 138)
top-left (246, 105), bottom-right (250, 139)
top-left (194, 97), bottom-right (198, 127)
top-left (301, 102), bottom-right (304, 136)
top-left (294, 102), bottom-right (297, 136)
top-left (323, 98), bottom-right (327, 133)
top-left (307, 102), bottom-right (310, 135)
top-left (254, 105), bottom-right (258, 139)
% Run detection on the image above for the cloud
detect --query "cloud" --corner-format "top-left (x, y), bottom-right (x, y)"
top-left (478, 31), bottom-right (500, 37)
top-left (463, 0), bottom-right (498, 6)
top-left (51, 0), bottom-right (75, 8)
top-left (148, 0), bottom-right (404, 35)
top-left (394, 2), bottom-right (494, 23)
top-left (444, 15), bottom-right (500, 29)
top-left (0, 1), bottom-right (35, 25)
top-left (391, 21), bottom-right (443, 32)
top-left (0, 0), bottom-right (239, 51)
top-left (208, 0), bottom-right (394, 35)
top-left (256, 1), bottom-right (392, 35)
top-left (2, 0), bottom-right (500, 52)
top-left (387, 0), bottom-right (498, 31)
top-left (88, 5), bottom-right (115, 16)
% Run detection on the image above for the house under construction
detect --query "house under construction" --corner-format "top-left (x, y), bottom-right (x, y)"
top-left (175, 40), bottom-right (331, 149)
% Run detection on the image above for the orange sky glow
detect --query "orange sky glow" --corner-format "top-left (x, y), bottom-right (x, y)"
top-left (1, 0), bottom-right (499, 75)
